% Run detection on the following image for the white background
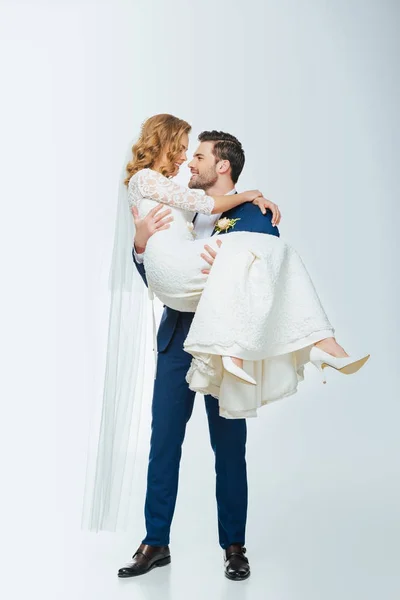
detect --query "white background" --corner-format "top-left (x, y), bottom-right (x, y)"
top-left (0, 0), bottom-right (399, 599)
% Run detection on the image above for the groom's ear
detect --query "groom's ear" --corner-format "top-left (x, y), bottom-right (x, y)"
top-left (217, 159), bottom-right (231, 176)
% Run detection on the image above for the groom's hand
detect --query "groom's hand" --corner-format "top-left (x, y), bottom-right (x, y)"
top-left (132, 204), bottom-right (173, 253)
top-left (201, 239), bottom-right (222, 275)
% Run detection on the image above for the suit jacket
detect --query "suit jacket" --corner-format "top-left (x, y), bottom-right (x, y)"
top-left (132, 202), bottom-right (280, 353)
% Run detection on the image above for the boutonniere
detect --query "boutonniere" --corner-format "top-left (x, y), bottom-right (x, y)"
top-left (215, 217), bottom-right (241, 233)
top-left (186, 221), bottom-right (197, 238)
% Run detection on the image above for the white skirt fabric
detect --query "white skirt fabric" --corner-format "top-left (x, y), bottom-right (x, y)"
top-left (181, 231), bottom-right (334, 418)
top-left (138, 195), bottom-right (334, 419)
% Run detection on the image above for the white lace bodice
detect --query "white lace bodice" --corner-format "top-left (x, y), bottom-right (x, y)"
top-left (128, 168), bottom-right (215, 215)
top-left (127, 167), bottom-right (219, 311)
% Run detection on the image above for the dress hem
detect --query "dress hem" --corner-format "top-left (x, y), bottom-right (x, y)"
top-left (184, 328), bottom-right (335, 361)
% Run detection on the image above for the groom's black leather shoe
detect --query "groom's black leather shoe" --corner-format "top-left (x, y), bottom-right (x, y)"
top-left (118, 544), bottom-right (171, 578)
top-left (224, 544), bottom-right (250, 581)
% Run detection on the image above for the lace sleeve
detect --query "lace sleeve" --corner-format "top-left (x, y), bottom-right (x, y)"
top-left (135, 168), bottom-right (215, 214)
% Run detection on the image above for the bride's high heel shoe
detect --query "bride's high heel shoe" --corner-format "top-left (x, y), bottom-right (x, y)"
top-left (309, 346), bottom-right (370, 384)
top-left (222, 356), bottom-right (257, 385)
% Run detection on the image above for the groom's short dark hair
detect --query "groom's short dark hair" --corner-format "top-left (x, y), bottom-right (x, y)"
top-left (198, 130), bottom-right (245, 184)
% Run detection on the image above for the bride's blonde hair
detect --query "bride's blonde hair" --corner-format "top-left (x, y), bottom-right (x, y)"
top-left (125, 114), bottom-right (191, 186)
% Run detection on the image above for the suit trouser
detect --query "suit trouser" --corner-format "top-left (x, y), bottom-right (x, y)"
top-left (142, 317), bottom-right (248, 549)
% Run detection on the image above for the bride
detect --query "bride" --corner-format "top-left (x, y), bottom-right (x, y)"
top-left (127, 114), bottom-right (369, 418)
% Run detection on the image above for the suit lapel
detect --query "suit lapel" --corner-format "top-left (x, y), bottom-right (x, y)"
top-left (212, 191), bottom-right (238, 235)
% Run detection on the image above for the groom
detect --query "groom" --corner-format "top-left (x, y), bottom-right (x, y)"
top-left (118, 131), bottom-right (281, 581)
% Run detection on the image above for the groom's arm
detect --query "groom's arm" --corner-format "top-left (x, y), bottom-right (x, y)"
top-left (130, 204), bottom-right (173, 288)
top-left (132, 249), bottom-right (148, 287)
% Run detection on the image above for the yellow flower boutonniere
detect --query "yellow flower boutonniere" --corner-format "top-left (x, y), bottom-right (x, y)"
top-left (215, 217), bottom-right (241, 233)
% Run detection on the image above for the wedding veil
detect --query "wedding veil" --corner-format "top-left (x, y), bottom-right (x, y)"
top-left (81, 146), bottom-right (150, 531)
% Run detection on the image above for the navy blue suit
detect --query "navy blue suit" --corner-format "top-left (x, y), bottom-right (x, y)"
top-left (133, 201), bottom-right (279, 549)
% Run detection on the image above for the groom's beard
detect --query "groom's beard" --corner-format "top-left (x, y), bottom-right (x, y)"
top-left (188, 166), bottom-right (218, 191)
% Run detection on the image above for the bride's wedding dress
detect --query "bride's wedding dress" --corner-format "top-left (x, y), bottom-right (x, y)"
top-left (129, 168), bottom-right (334, 418)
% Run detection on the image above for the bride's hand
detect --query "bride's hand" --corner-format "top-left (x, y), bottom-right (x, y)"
top-left (243, 189), bottom-right (264, 202)
top-left (252, 197), bottom-right (281, 226)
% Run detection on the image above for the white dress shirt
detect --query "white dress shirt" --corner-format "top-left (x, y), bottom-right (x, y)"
top-left (134, 187), bottom-right (236, 263)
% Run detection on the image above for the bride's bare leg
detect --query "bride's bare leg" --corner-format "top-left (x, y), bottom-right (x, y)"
top-left (231, 357), bottom-right (244, 368)
top-left (314, 337), bottom-right (349, 358)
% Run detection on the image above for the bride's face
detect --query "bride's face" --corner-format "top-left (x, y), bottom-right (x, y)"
top-left (163, 132), bottom-right (189, 177)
